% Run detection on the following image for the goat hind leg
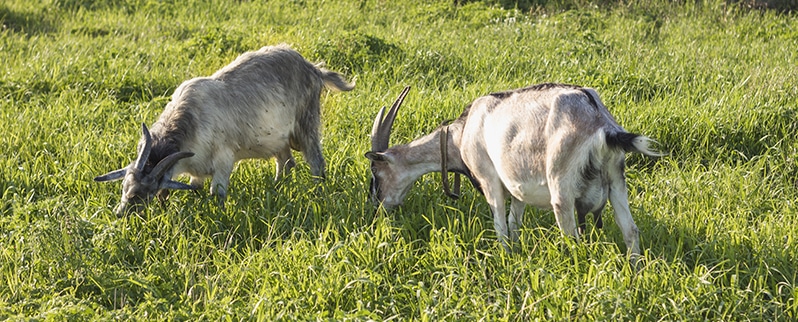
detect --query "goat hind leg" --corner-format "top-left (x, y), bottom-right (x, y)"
top-left (295, 134), bottom-right (326, 180)
top-left (552, 199), bottom-right (579, 241)
top-left (548, 177), bottom-right (580, 241)
top-left (608, 177), bottom-right (641, 256)
top-left (577, 210), bottom-right (588, 235)
top-left (593, 209), bottom-right (604, 229)
top-left (577, 205), bottom-right (604, 235)
top-left (545, 140), bottom-right (581, 242)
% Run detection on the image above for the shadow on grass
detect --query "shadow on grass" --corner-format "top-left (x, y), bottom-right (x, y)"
top-left (0, 5), bottom-right (56, 34)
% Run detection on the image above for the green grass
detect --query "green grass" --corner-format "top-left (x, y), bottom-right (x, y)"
top-left (2, 0), bottom-right (797, 320)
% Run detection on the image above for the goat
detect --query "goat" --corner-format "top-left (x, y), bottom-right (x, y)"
top-left (365, 84), bottom-right (662, 258)
top-left (95, 44), bottom-right (354, 215)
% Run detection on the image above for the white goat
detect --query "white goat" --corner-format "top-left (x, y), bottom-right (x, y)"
top-left (366, 84), bottom-right (662, 257)
top-left (95, 44), bottom-right (354, 215)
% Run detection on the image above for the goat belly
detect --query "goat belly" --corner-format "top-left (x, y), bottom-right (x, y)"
top-left (509, 180), bottom-right (553, 209)
top-left (234, 135), bottom-right (289, 159)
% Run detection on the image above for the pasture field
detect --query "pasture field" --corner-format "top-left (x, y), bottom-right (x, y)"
top-left (1, 0), bottom-right (797, 320)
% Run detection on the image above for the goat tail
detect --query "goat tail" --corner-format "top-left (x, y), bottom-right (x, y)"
top-left (320, 69), bottom-right (355, 92)
top-left (605, 131), bottom-right (666, 157)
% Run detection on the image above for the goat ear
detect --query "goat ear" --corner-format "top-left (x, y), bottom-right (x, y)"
top-left (161, 180), bottom-right (195, 190)
top-left (364, 151), bottom-right (395, 163)
top-left (94, 169), bottom-right (127, 182)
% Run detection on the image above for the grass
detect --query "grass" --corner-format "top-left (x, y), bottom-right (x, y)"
top-left (1, 0), bottom-right (797, 320)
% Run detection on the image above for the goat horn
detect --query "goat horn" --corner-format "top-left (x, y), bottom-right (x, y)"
top-left (94, 168), bottom-right (127, 182)
top-left (134, 123), bottom-right (153, 171)
top-left (149, 151), bottom-right (194, 181)
top-left (370, 106), bottom-right (386, 151)
top-left (371, 86), bottom-right (410, 152)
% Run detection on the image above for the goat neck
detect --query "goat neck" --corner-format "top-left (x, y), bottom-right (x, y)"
top-left (440, 123), bottom-right (461, 199)
top-left (372, 122), bottom-right (469, 206)
top-left (394, 124), bottom-right (467, 173)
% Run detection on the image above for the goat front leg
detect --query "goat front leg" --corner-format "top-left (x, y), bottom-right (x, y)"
top-left (274, 147), bottom-right (296, 181)
top-left (210, 166), bottom-right (233, 211)
top-left (189, 176), bottom-right (205, 196)
top-left (483, 185), bottom-right (510, 251)
top-left (508, 197), bottom-right (525, 242)
top-left (156, 190), bottom-right (170, 208)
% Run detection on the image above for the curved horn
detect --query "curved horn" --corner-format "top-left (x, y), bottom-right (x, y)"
top-left (149, 151), bottom-right (194, 181)
top-left (134, 123), bottom-right (153, 171)
top-left (94, 168), bottom-right (127, 182)
top-left (371, 86), bottom-right (410, 152)
top-left (370, 106), bottom-right (386, 150)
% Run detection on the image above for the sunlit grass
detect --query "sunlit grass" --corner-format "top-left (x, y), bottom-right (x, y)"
top-left (1, 0), bottom-right (797, 320)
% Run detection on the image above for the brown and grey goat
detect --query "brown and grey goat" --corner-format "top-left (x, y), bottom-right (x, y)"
top-left (366, 84), bottom-right (662, 257)
top-left (95, 44), bottom-right (354, 215)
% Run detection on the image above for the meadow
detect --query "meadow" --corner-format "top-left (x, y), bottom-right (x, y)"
top-left (1, 0), bottom-right (797, 320)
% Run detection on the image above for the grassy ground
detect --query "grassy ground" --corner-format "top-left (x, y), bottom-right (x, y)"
top-left (1, 0), bottom-right (797, 320)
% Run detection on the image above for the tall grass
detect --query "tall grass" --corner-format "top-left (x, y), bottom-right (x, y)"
top-left (1, 0), bottom-right (797, 319)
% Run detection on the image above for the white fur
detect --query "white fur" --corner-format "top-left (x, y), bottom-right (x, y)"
top-left (367, 84), bottom-right (662, 257)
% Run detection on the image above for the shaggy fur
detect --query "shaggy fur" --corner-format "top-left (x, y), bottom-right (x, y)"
top-left (96, 44), bottom-right (354, 214)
